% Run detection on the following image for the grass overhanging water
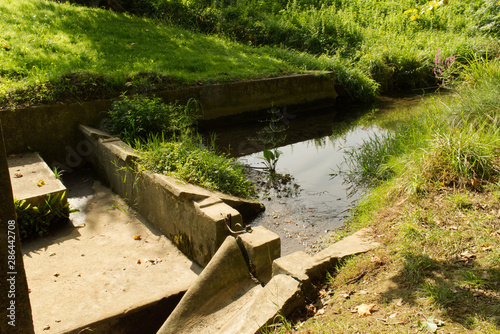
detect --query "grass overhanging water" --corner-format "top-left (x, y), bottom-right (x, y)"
top-left (272, 58), bottom-right (500, 334)
top-left (107, 95), bottom-right (256, 198)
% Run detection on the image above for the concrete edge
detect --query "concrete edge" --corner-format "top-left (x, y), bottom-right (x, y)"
top-left (272, 227), bottom-right (380, 302)
top-left (65, 292), bottom-right (185, 334)
top-left (2, 73), bottom-right (338, 163)
top-left (79, 125), bottom-right (266, 267)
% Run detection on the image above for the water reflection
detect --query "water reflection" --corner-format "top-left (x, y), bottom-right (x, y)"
top-left (204, 92), bottom-right (440, 255)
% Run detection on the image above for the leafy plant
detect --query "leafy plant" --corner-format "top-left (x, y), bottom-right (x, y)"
top-left (15, 192), bottom-right (78, 239)
top-left (258, 148), bottom-right (281, 174)
top-left (137, 137), bottom-right (256, 198)
top-left (108, 95), bottom-right (201, 143)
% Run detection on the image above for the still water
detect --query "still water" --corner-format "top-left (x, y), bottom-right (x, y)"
top-left (207, 93), bottom-right (438, 255)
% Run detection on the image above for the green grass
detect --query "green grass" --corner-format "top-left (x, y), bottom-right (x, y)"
top-left (128, 0), bottom-right (500, 93)
top-left (137, 135), bottom-right (256, 198)
top-left (0, 0), bottom-right (381, 106)
top-left (281, 57), bottom-right (500, 334)
top-left (106, 95), bottom-right (255, 198)
top-left (5, 0), bottom-right (499, 107)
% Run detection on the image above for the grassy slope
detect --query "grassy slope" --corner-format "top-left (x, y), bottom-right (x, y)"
top-left (136, 0), bottom-right (499, 92)
top-left (0, 0), bottom-right (307, 106)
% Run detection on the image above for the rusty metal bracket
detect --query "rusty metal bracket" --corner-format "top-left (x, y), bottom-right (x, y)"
top-left (223, 213), bottom-right (252, 235)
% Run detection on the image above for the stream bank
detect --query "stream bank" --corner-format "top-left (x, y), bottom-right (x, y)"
top-left (206, 92), bottom-right (443, 255)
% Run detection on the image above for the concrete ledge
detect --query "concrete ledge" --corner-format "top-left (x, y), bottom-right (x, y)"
top-left (155, 72), bottom-right (337, 120)
top-left (312, 227), bottom-right (381, 276)
top-left (272, 228), bottom-right (380, 302)
top-left (80, 125), bottom-right (264, 267)
top-left (158, 237), bottom-right (304, 334)
top-left (272, 251), bottom-right (318, 301)
top-left (8, 152), bottom-right (67, 208)
top-left (158, 237), bottom-right (259, 334)
top-left (237, 226), bottom-right (281, 284)
top-left (219, 274), bottom-right (305, 334)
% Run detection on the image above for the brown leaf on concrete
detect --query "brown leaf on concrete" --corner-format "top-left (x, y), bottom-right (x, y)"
top-left (14, 172), bottom-right (23, 178)
top-left (353, 303), bottom-right (376, 316)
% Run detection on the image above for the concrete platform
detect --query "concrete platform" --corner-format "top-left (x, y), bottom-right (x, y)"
top-left (22, 175), bottom-right (202, 333)
top-left (8, 152), bottom-right (66, 207)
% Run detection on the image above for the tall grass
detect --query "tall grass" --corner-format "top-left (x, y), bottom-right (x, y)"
top-left (107, 95), bottom-right (256, 198)
top-left (343, 59), bottom-right (500, 195)
top-left (3, 0), bottom-right (357, 105)
top-left (124, 0), bottom-right (499, 92)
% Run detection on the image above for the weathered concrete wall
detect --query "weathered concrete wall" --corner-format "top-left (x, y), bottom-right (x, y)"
top-left (155, 72), bottom-right (337, 120)
top-left (0, 73), bottom-right (337, 162)
top-left (79, 125), bottom-right (263, 267)
top-left (0, 100), bottom-right (111, 164)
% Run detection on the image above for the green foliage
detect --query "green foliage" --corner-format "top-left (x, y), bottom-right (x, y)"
top-left (475, 0), bottom-right (500, 37)
top-left (108, 95), bottom-right (200, 143)
top-left (259, 148), bottom-right (282, 174)
top-left (138, 137), bottom-right (256, 198)
top-left (108, 95), bottom-right (255, 198)
top-left (15, 192), bottom-right (76, 239)
top-left (124, 0), bottom-right (499, 95)
top-left (342, 59), bottom-right (500, 194)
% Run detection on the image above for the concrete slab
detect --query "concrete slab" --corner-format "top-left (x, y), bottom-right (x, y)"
top-left (80, 125), bottom-right (264, 267)
top-left (8, 152), bottom-right (66, 207)
top-left (312, 227), bottom-right (381, 275)
top-left (218, 274), bottom-right (304, 334)
top-left (272, 251), bottom-right (318, 301)
top-left (23, 180), bottom-right (201, 334)
top-left (158, 237), bottom-right (305, 334)
top-left (158, 236), bottom-right (260, 334)
top-left (238, 226), bottom-right (281, 284)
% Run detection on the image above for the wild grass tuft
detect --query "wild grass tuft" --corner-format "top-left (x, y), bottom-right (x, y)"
top-left (107, 95), bottom-right (255, 198)
top-left (137, 136), bottom-right (256, 198)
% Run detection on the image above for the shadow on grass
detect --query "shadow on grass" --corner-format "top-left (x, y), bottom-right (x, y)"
top-left (2, 0), bottom-right (291, 105)
top-left (382, 252), bottom-right (500, 329)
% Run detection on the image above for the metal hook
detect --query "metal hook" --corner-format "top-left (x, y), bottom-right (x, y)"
top-left (223, 213), bottom-right (252, 234)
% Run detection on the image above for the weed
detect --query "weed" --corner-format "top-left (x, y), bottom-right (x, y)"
top-left (15, 192), bottom-right (78, 239)
top-left (52, 166), bottom-right (63, 179)
top-left (107, 96), bottom-right (255, 197)
top-left (137, 137), bottom-right (256, 198)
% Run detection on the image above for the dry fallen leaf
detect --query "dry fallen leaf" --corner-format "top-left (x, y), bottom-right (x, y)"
top-left (133, 235), bottom-right (141, 240)
top-left (43, 325), bottom-right (50, 330)
top-left (14, 173), bottom-right (23, 178)
top-left (340, 292), bottom-right (351, 299)
top-left (136, 259), bottom-right (141, 264)
top-left (481, 245), bottom-right (492, 252)
top-left (353, 303), bottom-right (376, 316)
top-left (315, 308), bottom-right (325, 316)
top-left (53, 273), bottom-right (60, 277)
top-left (306, 304), bottom-right (317, 317)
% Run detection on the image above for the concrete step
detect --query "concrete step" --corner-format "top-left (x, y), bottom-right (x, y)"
top-left (22, 179), bottom-right (202, 333)
top-left (158, 236), bottom-right (303, 334)
top-left (8, 152), bottom-right (66, 207)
